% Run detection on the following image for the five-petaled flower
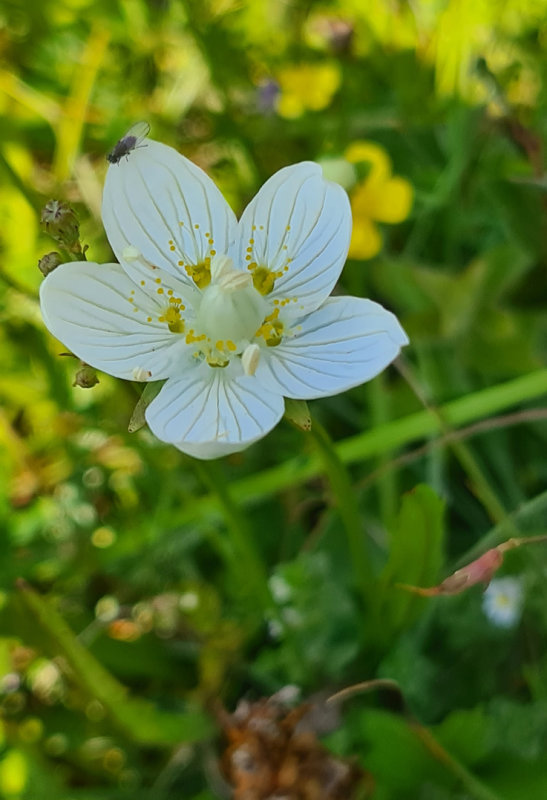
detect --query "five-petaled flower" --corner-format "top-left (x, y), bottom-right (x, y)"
top-left (40, 139), bottom-right (408, 459)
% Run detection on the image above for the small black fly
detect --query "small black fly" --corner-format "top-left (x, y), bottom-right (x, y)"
top-left (107, 121), bottom-right (150, 164)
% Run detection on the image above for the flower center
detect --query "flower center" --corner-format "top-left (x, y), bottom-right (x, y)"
top-left (130, 247), bottom-right (283, 371)
top-left (194, 255), bottom-right (268, 357)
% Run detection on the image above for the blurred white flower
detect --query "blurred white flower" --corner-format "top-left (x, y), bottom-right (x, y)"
top-left (482, 577), bottom-right (524, 628)
top-left (40, 139), bottom-right (407, 459)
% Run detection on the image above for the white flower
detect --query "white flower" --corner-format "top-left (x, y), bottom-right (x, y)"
top-left (40, 139), bottom-right (408, 460)
top-left (482, 577), bottom-right (524, 628)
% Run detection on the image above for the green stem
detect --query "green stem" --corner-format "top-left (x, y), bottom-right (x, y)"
top-left (172, 369), bottom-right (547, 527)
top-left (413, 724), bottom-right (504, 800)
top-left (458, 488), bottom-right (547, 566)
top-left (15, 581), bottom-right (212, 746)
top-left (397, 357), bottom-right (513, 529)
top-left (449, 437), bottom-right (510, 524)
top-left (308, 420), bottom-right (375, 608)
top-left (195, 461), bottom-right (271, 613)
top-left (368, 374), bottom-right (397, 527)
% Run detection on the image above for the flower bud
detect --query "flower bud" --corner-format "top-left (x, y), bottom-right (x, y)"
top-left (41, 200), bottom-right (81, 249)
top-left (73, 364), bottom-right (99, 388)
top-left (37, 251), bottom-right (62, 277)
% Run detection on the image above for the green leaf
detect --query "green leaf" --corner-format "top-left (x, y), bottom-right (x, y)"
top-left (357, 709), bottom-right (447, 793)
top-left (435, 707), bottom-right (493, 767)
top-left (376, 485), bottom-right (445, 636)
top-left (13, 581), bottom-right (213, 747)
top-left (128, 381), bottom-right (164, 433)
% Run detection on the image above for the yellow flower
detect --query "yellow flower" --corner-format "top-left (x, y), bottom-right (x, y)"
top-left (276, 62), bottom-right (341, 119)
top-left (345, 141), bottom-right (413, 260)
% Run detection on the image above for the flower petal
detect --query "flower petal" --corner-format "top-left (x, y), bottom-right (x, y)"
top-left (255, 296), bottom-right (408, 399)
top-left (237, 162), bottom-right (351, 317)
top-left (372, 176), bottom-right (413, 224)
top-left (102, 139), bottom-right (238, 284)
top-left (40, 261), bottom-right (191, 380)
top-left (344, 141), bottom-right (391, 181)
top-left (145, 367), bottom-right (284, 459)
top-left (348, 216), bottom-right (382, 260)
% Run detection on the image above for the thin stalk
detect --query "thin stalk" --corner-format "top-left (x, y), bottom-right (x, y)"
top-left (368, 375), bottom-right (397, 526)
top-left (396, 356), bottom-right (513, 529)
top-left (458, 488), bottom-right (547, 566)
top-left (195, 461), bottom-right (271, 613)
top-left (412, 725), bottom-right (504, 800)
top-left (328, 681), bottom-right (504, 800)
top-left (308, 420), bottom-right (375, 608)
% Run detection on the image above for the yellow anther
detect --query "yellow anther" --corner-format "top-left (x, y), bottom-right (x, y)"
top-left (255, 307), bottom-right (284, 347)
top-left (250, 265), bottom-right (277, 295)
top-left (155, 278), bottom-right (161, 284)
top-left (226, 340), bottom-right (237, 352)
top-left (164, 305), bottom-right (185, 333)
top-left (206, 354), bottom-right (229, 368)
top-left (186, 258), bottom-right (211, 289)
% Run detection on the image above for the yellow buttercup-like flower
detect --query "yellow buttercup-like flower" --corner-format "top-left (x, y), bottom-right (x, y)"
top-left (276, 62), bottom-right (341, 119)
top-left (346, 141), bottom-right (413, 260)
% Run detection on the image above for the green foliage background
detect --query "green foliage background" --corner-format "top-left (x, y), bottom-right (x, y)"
top-left (1, 0), bottom-right (547, 798)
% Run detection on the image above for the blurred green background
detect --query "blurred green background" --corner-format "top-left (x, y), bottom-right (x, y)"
top-left (1, 0), bottom-right (547, 798)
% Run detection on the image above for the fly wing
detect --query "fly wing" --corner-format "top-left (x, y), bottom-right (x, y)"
top-left (124, 121), bottom-right (151, 145)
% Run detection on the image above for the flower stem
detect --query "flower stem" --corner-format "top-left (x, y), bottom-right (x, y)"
top-left (368, 374), bottom-right (398, 527)
top-left (308, 419), bottom-right (375, 609)
top-left (412, 724), bottom-right (504, 800)
top-left (195, 461), bottom-right (272, 614)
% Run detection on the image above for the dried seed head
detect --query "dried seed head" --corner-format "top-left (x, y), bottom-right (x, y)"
top-left (41, 201), bottom-right (80, 249)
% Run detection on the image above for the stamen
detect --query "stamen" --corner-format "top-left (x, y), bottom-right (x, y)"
top-left (132, 366), bottom-right (152, 381)
top-left (242, 343), bottom-right (261, 375)
top-left (255, 308), bottom-right (284, 347)
top-left (122, 245), bottom-right (141, 262)
top-left (185, 258), bottom-right (211, 289)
